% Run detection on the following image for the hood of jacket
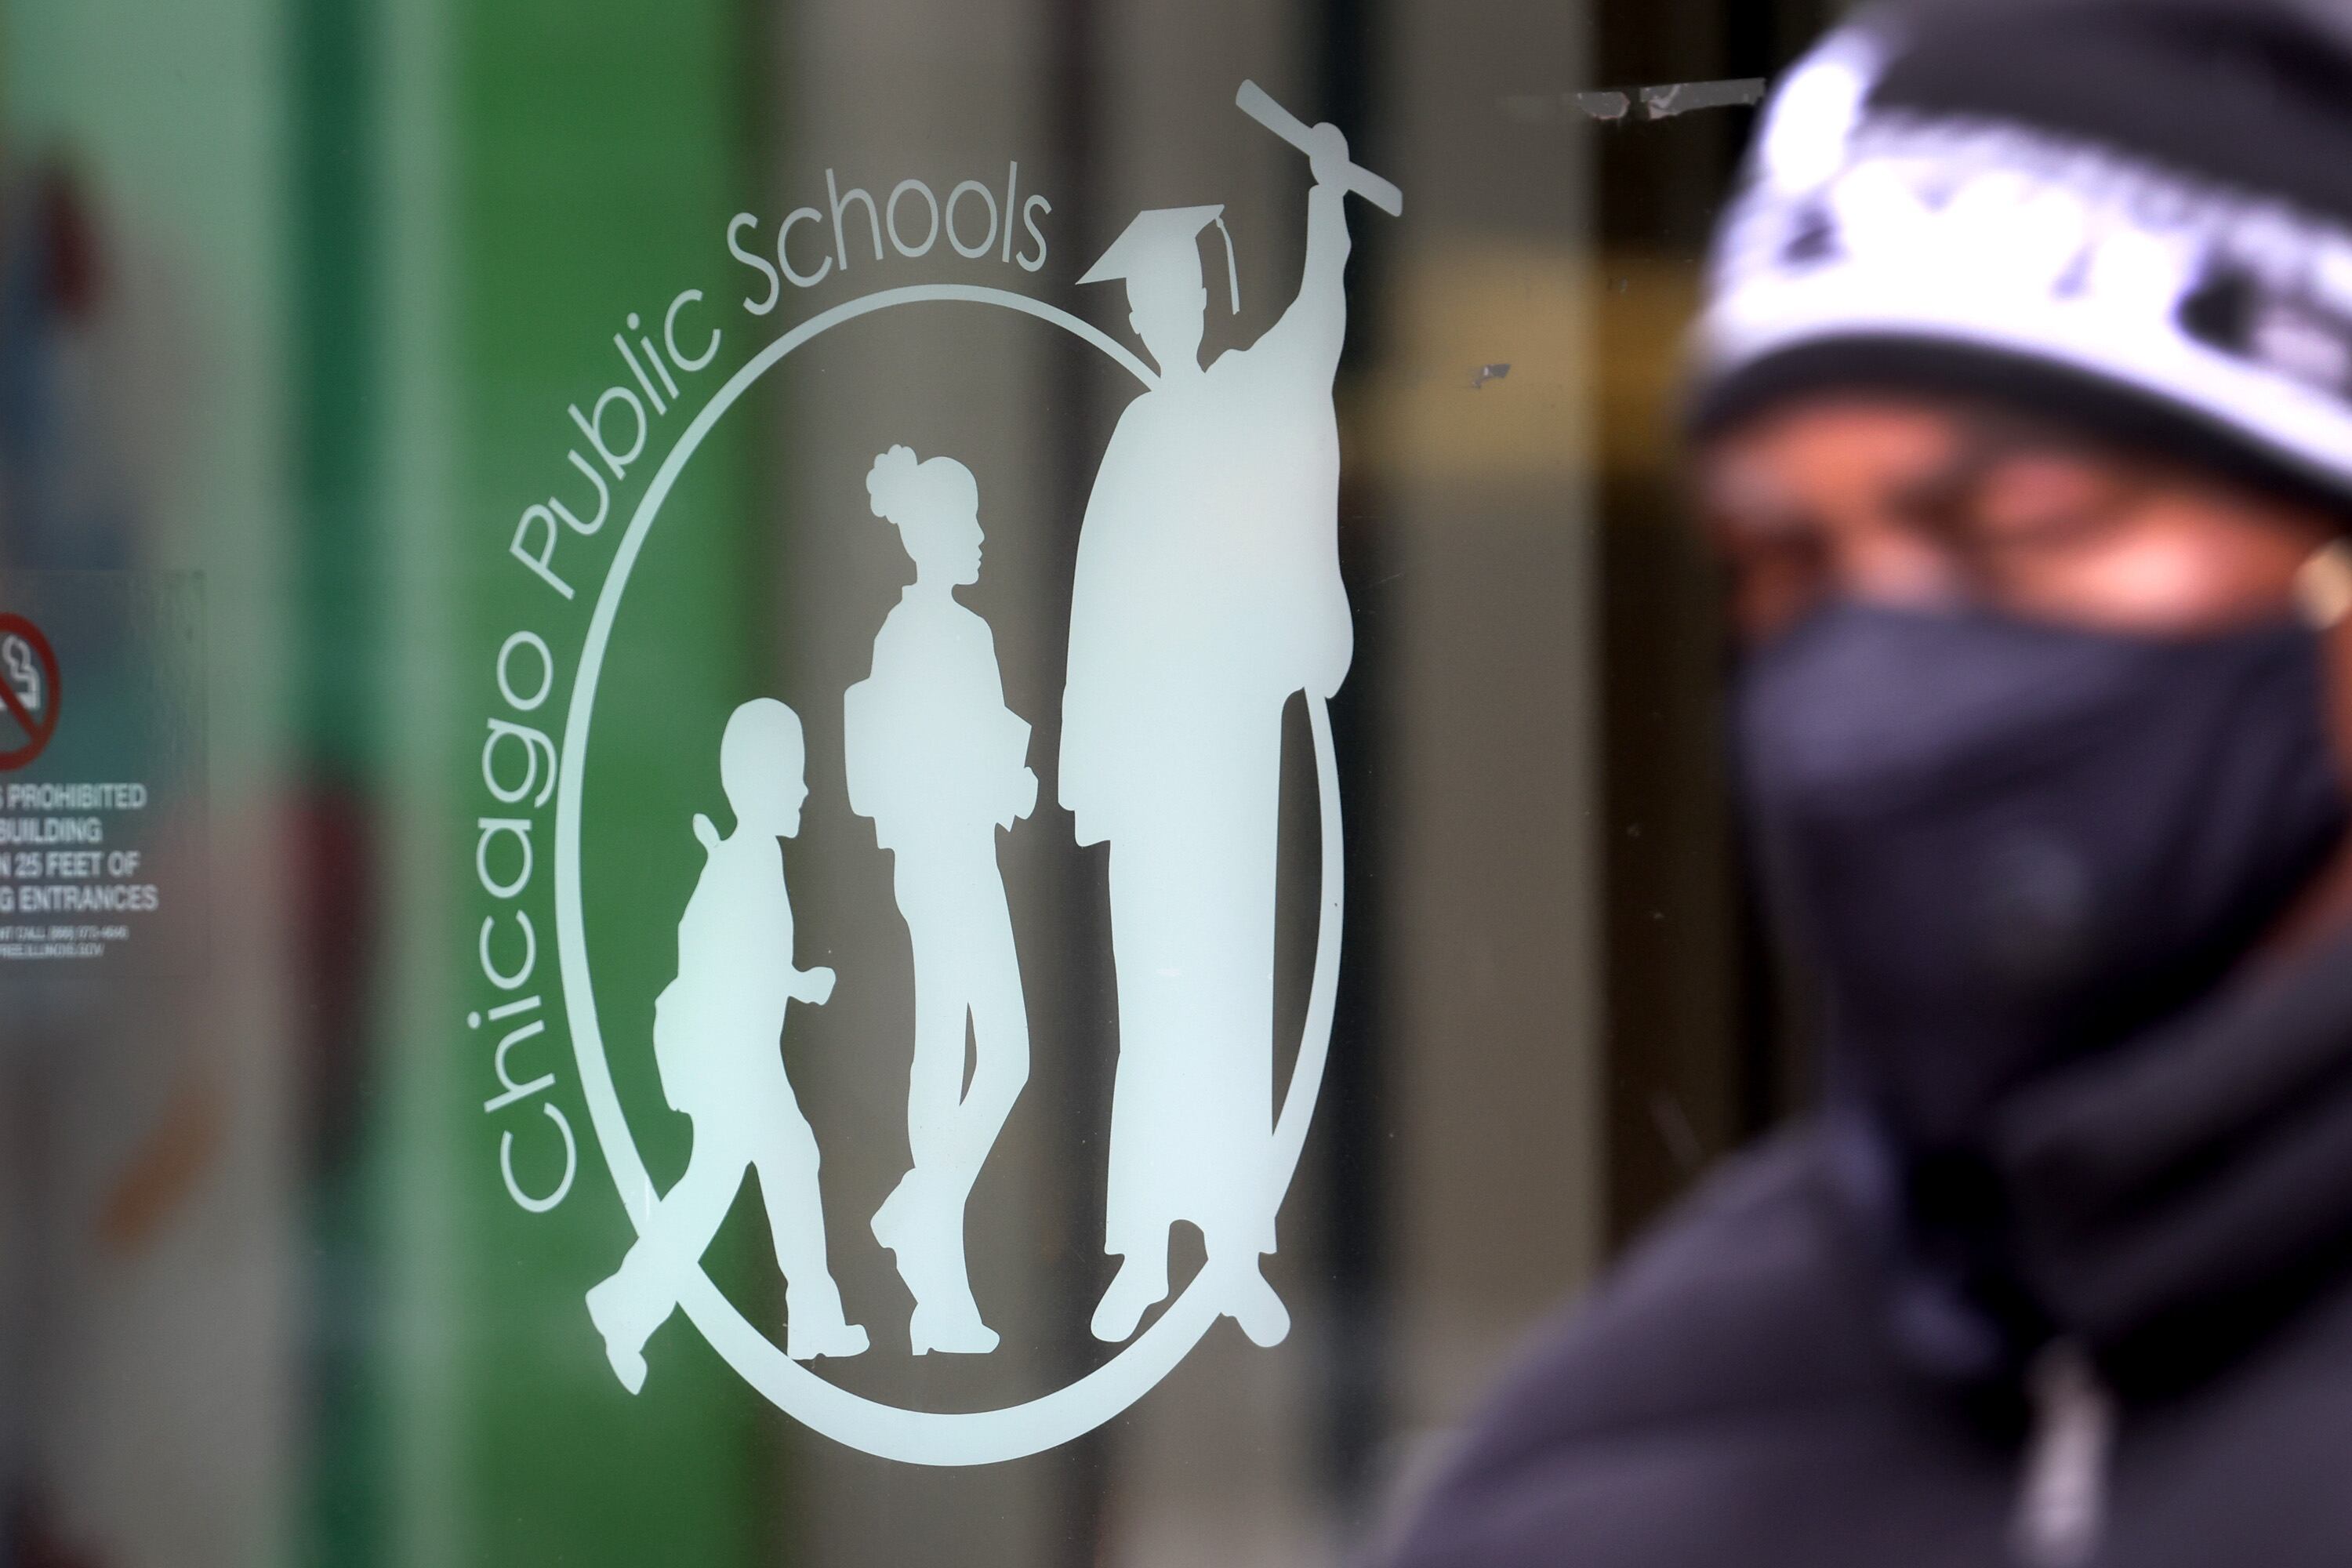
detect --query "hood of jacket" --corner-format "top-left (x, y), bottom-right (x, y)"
top-left (1835, 919), bottom-right (2352, 1395)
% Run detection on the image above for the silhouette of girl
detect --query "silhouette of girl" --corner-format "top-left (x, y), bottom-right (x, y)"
top-left (845, 445), bottom-right (1036, 1355)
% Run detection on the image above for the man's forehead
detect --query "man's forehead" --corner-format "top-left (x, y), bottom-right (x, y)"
top-left (1709, 394), bottom-right (1968, 472)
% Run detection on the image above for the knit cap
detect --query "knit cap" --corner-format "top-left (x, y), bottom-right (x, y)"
top-left (1689, 0), bottom-right (2352, 505)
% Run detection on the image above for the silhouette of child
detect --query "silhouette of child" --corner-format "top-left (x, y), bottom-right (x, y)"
top-left (586, 699), bottom-right (866, 1392)
top-left (846, 446), bottom-right (1036, 1355)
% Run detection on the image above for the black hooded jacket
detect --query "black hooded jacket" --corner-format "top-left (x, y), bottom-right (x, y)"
top-left (1384, 925), bottom-right (2352, 1566)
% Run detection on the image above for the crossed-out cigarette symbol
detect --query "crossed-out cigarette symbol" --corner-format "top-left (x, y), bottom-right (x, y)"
top-left (0, 614), bottom-right (60, 771)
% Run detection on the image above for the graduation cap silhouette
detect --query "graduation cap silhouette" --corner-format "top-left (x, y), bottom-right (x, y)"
top-left (1079, 205), bottom-right (1242, 314)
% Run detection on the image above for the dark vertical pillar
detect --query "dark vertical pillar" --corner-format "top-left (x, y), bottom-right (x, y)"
top-left (1318, 0), bottom-right (1396, 1528)
top-left (1593, 0), bottom-right (1838, 1251)
top-left (1047, 6), bottom-right (1118, 1566)
top-left (289, 0), bottom-right (383, 1559)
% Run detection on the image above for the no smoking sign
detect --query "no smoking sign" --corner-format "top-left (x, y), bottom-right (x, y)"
top-left (0, 613), bottom-right (61, 771)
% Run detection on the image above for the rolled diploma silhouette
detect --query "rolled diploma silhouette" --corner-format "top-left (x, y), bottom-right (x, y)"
top-left (1235, 80), bottom-right (1404, 217)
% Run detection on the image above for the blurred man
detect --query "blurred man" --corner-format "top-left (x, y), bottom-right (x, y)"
top-left (1388, 2), bottom-right (2352, 1564)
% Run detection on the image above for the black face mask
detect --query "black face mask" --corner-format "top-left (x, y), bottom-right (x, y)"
top-left (1738, 602), bottom-right (2349, 1153)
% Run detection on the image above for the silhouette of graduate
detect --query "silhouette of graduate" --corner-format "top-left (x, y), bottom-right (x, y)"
top-left (1063, 125), bottom-right (1359, 1349)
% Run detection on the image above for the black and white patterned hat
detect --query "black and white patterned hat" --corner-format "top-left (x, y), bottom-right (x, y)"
top-left (1689, 0), bottom-right (2352, 503)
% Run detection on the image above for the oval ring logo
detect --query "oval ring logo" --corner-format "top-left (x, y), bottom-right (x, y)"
top-left (554, 287), bottom-right (1349, 1465)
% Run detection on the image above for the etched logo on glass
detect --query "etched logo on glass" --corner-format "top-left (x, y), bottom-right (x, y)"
top-left (480, 82), bottom-right (1400, 1465)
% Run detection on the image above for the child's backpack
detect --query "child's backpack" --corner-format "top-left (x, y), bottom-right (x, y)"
top-left (651, 812), bottom-right (727, 1109)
